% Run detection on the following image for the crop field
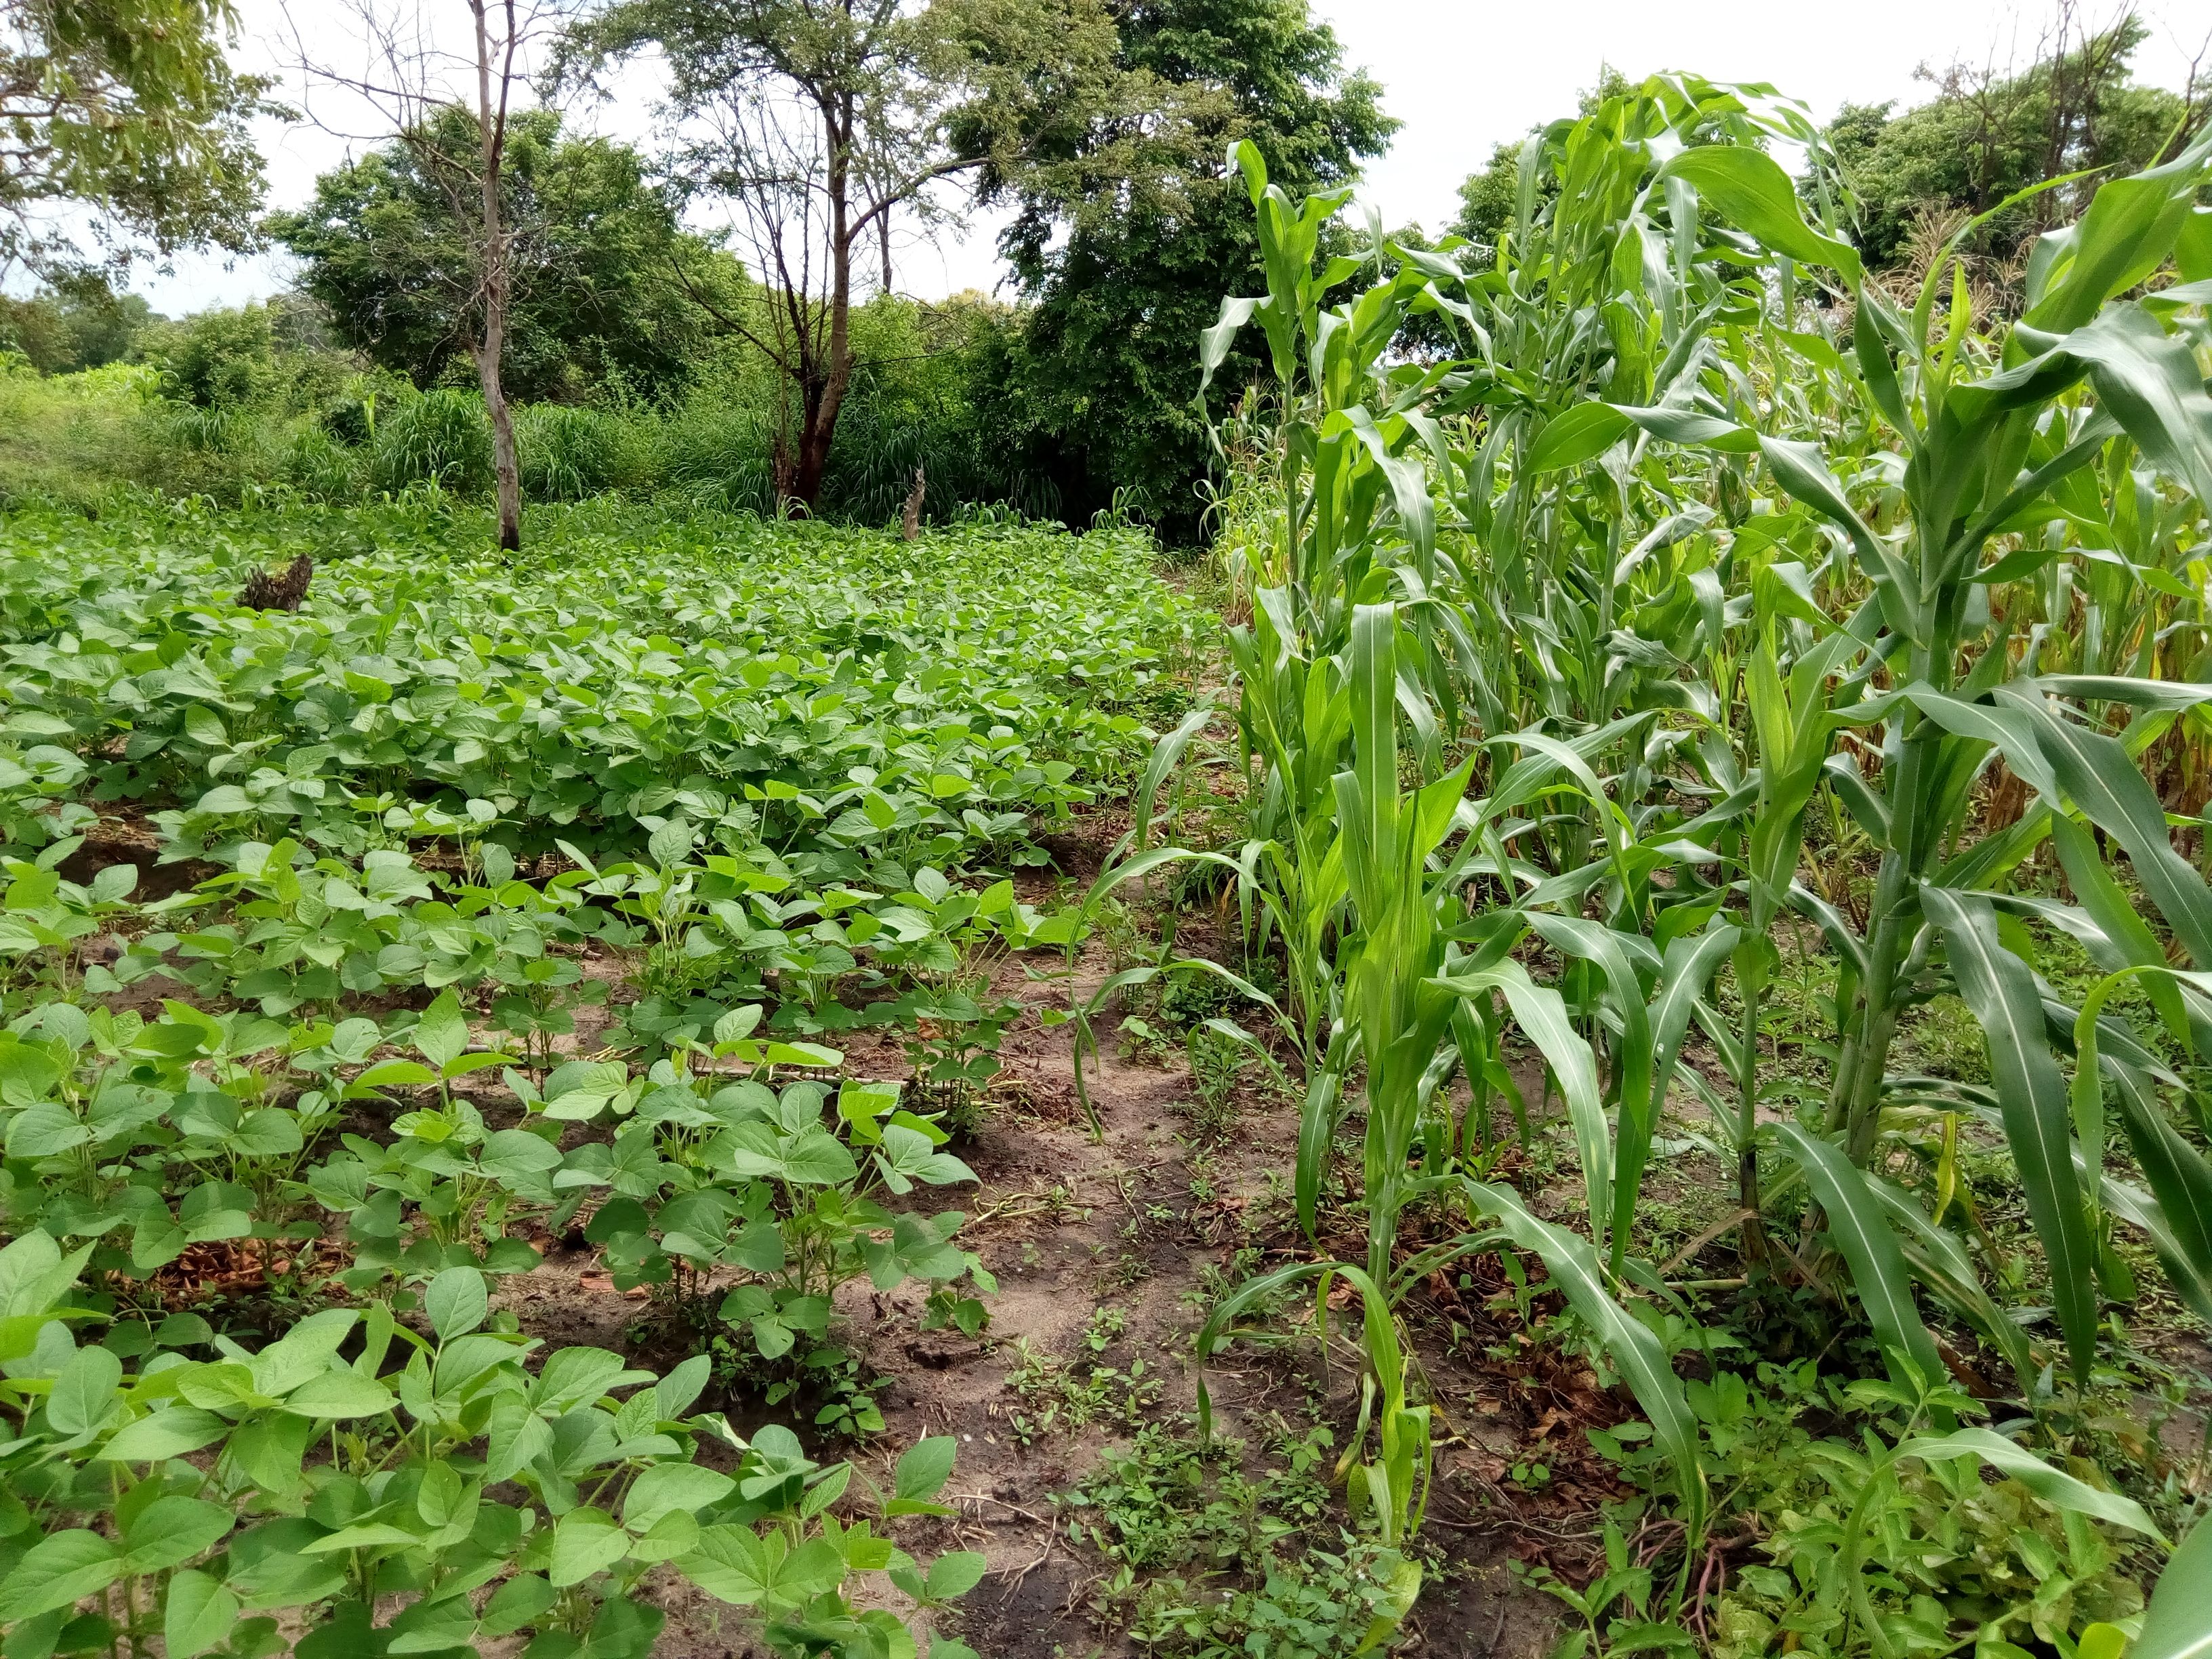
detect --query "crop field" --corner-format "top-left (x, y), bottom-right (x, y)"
top-left (5, 49), bottom-right (2212, 1659)
top-left (0, 498), bottom-right (1224, 1659)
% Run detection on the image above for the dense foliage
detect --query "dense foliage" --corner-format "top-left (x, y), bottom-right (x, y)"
top-left (985, 0), bottom-right (1394, 537)
top-left (0, 499), bottom-right (1202, 1658)
top-left (0, 0), bottom-right (274, 276)
top-left (1142, 70), bottom-right (2212, 1655)
top-left (270, 110), bottom-right (737, 405)
top-left (1826, 14), bottom-right (2195, 270)
top-left (7, 1), bottom-right (2212, 1650)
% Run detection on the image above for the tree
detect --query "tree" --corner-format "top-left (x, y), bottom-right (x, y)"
top-left (272, 110), bottom-right (730, 401)
top-left (0, 275), bottom-right (152, 371)
top-left (568, 0), bottom-right (1158, 511)
top-left (984, 0), bottom-right (1393, 539)
top-left (1, 0), bottom-right (276, 279)
top-left (282, 0), bottom-right (563, 550)
top-left (1824, 9), bottom-right (2203, 273)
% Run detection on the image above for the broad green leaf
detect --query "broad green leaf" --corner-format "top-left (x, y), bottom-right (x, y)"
top-left (425, 1266), bottom-right (489, 1340)
top-left (623, 1464), bottom-right (736, 1530)
top-left (0, 1530), bottom-right (123, 1620)
top-left (893, 1436), bottom-right (958, 1504)
top-left (550, 1507), bottom-right (631, 1587)
top-left (924, 1550), bottom-right (988, 1601)
top-left (413, 990), bottom-right (470, 1070)
top-left (281, 1368), bottom-right (396, 1419)
top-left (47, 1343), bottom-right (121, 1435)
top-left (164, 1568), bottom-right (240, 1659)
top-left (121, 1495), bottom-right (236, 1572)
top-left (100, 1405), bottom-right (231, 1462)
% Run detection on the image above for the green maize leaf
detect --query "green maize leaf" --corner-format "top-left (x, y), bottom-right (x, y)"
top-left (1776, 1124), bottom-right (1947, 1398)
top-left (1465, 1182), bottom-right (1706, 1542)
top-left (2136, 1514), bottom-right (2212, 1659)
top-left (2047, 304), bottom-right (2212, 509)
top-left (1656, 144), bottom-right (1864, 283)
top-left (1433, 960), bottom-right (1610, 1246)
top-left (1860, 1176), bottom-right (2039, 1385)
top-left (1923, 886), bottom-right (2098, 1383)
top-left (1896, 1428), bottom-right (2161, 1540)
top-left (2014, 695), bottom-right (2212, 968)
top-left (2024, 125), bottom-right (2212, 331)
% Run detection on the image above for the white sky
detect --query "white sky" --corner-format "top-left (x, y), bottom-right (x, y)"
top-left (126, 0), bottom-right (2212, 316)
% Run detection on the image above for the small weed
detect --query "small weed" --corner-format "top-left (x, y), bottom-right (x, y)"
top-left (1005, 1306), bottom-right (1158, 1443)
top-left (1061, 1415), bottom-right (1414, 1656)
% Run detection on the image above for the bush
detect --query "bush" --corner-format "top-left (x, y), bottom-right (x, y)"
top-left (148, 304), bottom-right (281, 409)
top-left (516, 402), bottom-right (655, 500)
top-left (371, 388), bottom-right (493, 494)
top-left (279, 425), bottom-right (363, 499)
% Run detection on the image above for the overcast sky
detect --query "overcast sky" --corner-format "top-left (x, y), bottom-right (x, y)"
top-left (129, 0), bottom-right (2212, 315)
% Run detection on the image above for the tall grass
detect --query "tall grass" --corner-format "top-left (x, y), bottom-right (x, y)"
top-left (1, 348), bottom-right (1061, 527)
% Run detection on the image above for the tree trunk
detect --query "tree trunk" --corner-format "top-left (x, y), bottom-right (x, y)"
top-left (476, 336), bottom-right (522, 552)
top-left (787, 95), bottom-right (859, 511)
top-left (470, 0), bottom-right (522, 552)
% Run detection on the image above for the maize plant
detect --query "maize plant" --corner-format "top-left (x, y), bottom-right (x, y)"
top-left (1185, 76), bottom-right (2212, 1651)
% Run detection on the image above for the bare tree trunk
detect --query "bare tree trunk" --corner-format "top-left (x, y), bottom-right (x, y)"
top-left (471, 0), bottom-right (523, 552)
top-left (903, 466), bottom-right (924, 539)
top-left (790, 94), bottom-right (859, 510)
top-left (474, 332), bottom-right (521, 552)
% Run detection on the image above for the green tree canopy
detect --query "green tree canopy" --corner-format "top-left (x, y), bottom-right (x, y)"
top-left (1824, 16), bottom-right (2196, 270)
top-left (1, 0), bottom-right (274, 277)
top-left (983, 0), bottom-right (1393, 539)
top-left (0, 274), bottom-right (151, 371)
top-left (270, 108), bottom-right (738, 403)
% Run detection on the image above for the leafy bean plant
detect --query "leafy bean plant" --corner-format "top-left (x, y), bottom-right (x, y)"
top-left (0, 1236), bottom-right (984, 1659)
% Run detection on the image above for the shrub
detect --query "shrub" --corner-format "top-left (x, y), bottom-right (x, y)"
top-left (516, 402), bottom-right (654, 500)
top-left (371, 388), bottom-right (493, 495)
top-left (279, 425), bottom-right (362, 499)
top-left (149, 304), bottom-right (281, 410)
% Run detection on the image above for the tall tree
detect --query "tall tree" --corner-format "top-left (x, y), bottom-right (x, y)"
top-left (567, 0), bottom-right (1164, 511)
top-left (984, 0), bottom-right (1393, 539)
top-left (1, 0), bottom-right (274, 278)
top-left (271, 110), bottom-right (731, 401)
top-left (283, 0), bottom-right (561, 550)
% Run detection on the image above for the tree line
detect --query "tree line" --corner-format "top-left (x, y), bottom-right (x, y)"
top-left (0, 0), bottom-right (2204, 542)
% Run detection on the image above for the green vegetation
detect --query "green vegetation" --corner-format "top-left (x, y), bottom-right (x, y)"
top-left (0, 497), bottom-right (1201, 1656)
top-left (0, 0), bottom-right (274, 276)
top-left (1124, 66), bottom-right (2212, 1659)
top-left (268, 108), bottom-right (734, 405)
top-left (4, 0), bottom-right (2212, 1654)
